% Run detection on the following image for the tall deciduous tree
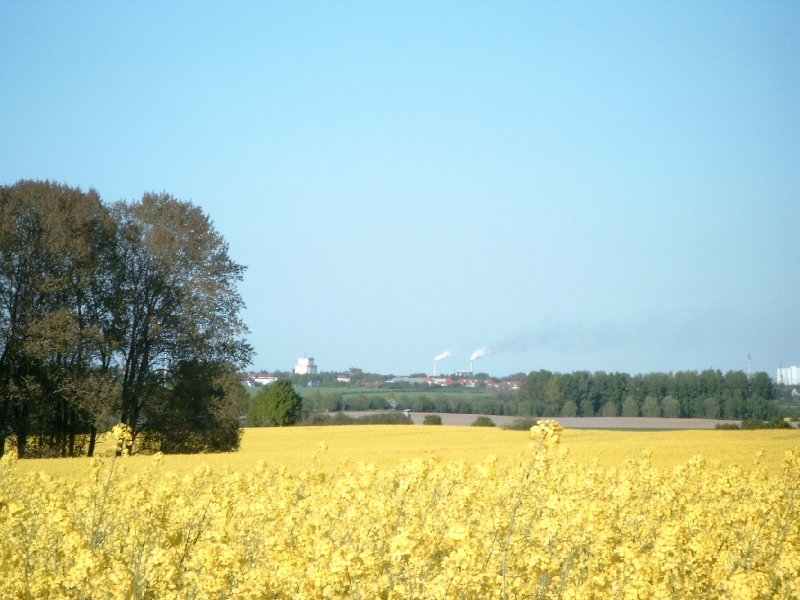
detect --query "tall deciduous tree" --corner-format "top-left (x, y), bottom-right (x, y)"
top-left (0, 181), bottom-right (117, 457)
top-left (622, 395), bottom-right (640, 417)
top-left (113, 193), bottom-right (252, 449)
top-left (518, 370), bottom-right (551, 416)
top-left (641, 395), bottom-right (660, 418)
top-left (1, 182), bottom-right (252, 457)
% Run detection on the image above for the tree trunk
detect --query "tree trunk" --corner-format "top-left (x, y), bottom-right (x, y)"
top-left (87, 426), bottom-right (96, 457)
top-left (14, 402), bottom-right (28, 458)
top-left (16, 431), bottom-right (26, 458)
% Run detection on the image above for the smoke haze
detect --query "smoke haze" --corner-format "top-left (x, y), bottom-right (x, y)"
top-left (470, 347), bottom-right (490, 361)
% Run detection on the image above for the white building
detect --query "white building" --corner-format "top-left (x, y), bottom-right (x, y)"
top-left (777, 366), bottom-right (800, 385)
top-left (294, 356), bottom-right (318, 375)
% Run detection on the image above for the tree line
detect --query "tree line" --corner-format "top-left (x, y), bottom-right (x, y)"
top-left (516, 369), bottom-right (778, 420)
top-left (0, 180), bottom-right (251, 458)
top-left (298, 388), bottom-right (515, 416)
top-left (293, 368), bottom-right (779, 421)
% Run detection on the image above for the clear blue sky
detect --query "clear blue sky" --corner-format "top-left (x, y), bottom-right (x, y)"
top-left (2, 2), bottom-right (798, 377)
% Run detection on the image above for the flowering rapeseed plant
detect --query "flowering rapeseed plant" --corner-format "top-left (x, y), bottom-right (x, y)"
top-left (1, 423), bottom-right (798, 598)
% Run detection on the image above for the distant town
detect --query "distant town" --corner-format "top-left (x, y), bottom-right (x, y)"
top-left (241, 356), bottom-right (523, 391)
top-left (245, 356), bottom-right (800, 387)
top-left (239, 356), bottom-right (800, 421)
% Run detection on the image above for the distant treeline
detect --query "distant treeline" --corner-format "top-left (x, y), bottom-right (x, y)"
top-left (516, 369), bottom-right (777, 420)
top-left (299, 369), bottom-right (779, 420)
top-left (299, 388), bottom-right (514, 415)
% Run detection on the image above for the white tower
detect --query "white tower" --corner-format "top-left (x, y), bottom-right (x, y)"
top-left (294, 356), bottom-right (318, 375)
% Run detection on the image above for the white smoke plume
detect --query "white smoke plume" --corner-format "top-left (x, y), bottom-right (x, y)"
top-left (470, 346), bottom-right (490, 361)
top-left (434, 350), bottom-right (455, 362)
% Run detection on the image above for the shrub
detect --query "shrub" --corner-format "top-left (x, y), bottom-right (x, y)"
top-left (743, 418), bottom-right (792, 430)
top-left (423, 414), bottom-right (442, 425)
top-left (356, 413), bottom-right (413, 425)
top-left (302, 412), bottom-right (412, 426)
top-left (472, 416), bottom-right (495, 427)
top-left (503, 417), bottom-right (538, 431)
top-left (717, 418), bottom-right (793, 430)
top-left (304, 412), bottom-right (353, 425)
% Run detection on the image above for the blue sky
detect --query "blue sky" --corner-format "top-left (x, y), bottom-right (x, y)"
top-left (2, 2), bottom-right (798, 377)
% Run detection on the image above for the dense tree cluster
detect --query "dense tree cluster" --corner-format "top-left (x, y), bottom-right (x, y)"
top-left (296, 368), bottom-right (779, 420)
top-left (515, 369), bottom-right (777, 420)
top-left (247, 379), bottom-right (303, 426)
top-left (303, 389), bottom-right (521, 416)
top-left (0, 180), bottom-right (251, 457)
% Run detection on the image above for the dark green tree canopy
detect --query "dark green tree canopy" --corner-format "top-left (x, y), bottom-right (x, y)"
top-left (113, 193), bottom-right (252, 447)
top-left (251, 380), bottom-right (303, 427)
top-left (0, 180), bottom-right (252, 457)
top-left (517, 368), bottom-right (778, 420)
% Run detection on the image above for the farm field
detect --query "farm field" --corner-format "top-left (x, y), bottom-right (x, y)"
top-left (11, 422), bottom-right (799, 478)
top-left (347, 410), bottom-right (736, 428)
top-left (2, 423), bottom-right (799, 598)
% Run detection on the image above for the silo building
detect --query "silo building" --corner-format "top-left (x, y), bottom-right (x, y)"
top-left (294, 356), bottom-right (318, 375)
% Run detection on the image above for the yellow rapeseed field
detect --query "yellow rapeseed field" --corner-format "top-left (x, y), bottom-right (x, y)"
top-left (12, 424), bottom-right (798, 477)
top-left (2, 422), bottom-right (799, 598)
